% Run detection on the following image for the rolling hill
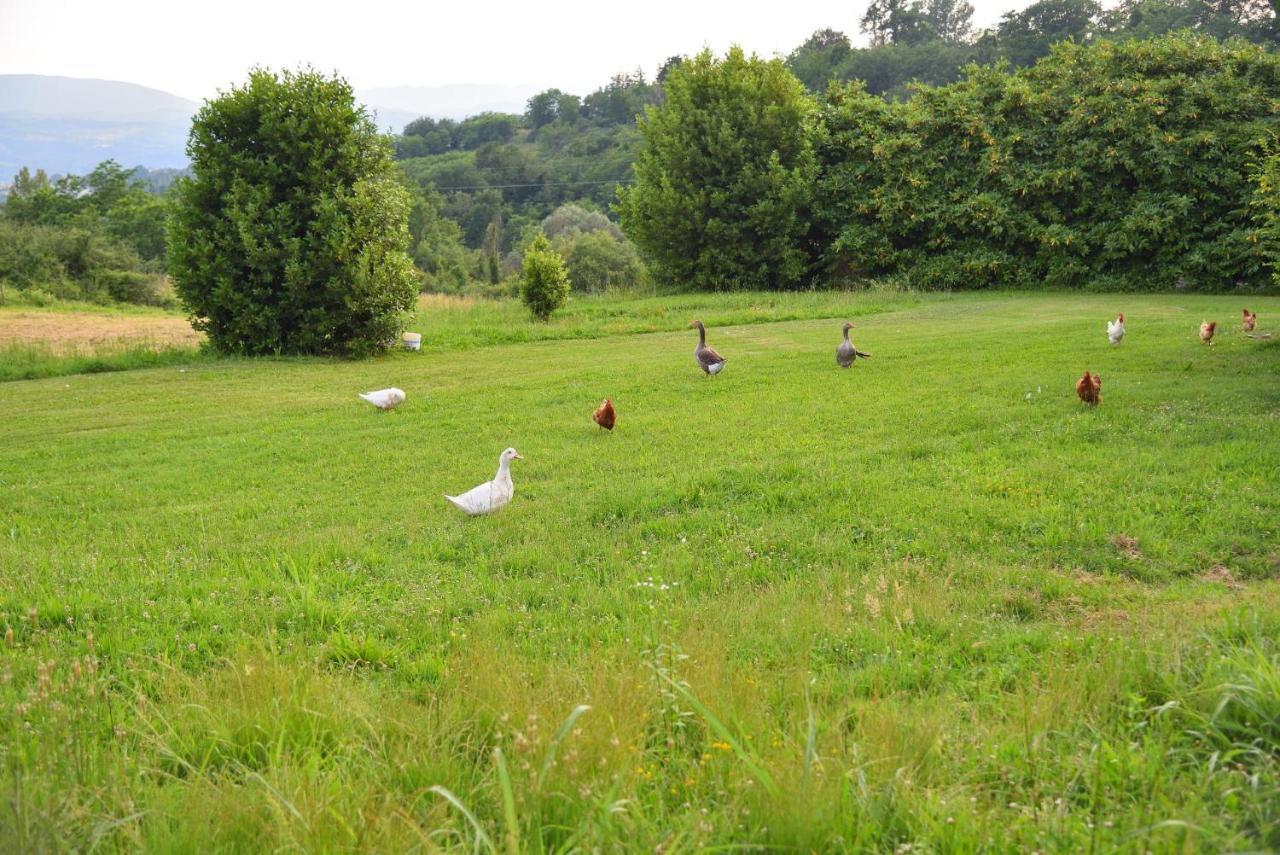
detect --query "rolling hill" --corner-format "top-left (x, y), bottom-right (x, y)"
top-left (0, 75), bottom-right (197, 176)
top-left (0, 75), bottom-right (538, 178)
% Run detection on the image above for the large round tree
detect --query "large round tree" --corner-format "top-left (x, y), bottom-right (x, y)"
top-left (617, 47), bottom-right (819, 291)
top-left (168, 68), bottom-right (418, 355)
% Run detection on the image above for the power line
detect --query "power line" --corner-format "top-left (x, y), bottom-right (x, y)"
top-left (429, 178), bottom-right (635, 191)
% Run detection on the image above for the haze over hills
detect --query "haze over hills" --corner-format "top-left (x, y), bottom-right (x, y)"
top-left (0, 74), bottom-right (198, 120)
top-left (358, 83), bottom-right (540, 131)
top-left (0, 75), bottom-right (198, 177)
top-left (0, 75), bottom-right (540, 178)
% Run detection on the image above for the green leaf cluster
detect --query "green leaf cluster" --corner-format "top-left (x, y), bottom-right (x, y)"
top-left (538, 203), bottom-right (644, 293)
top-left (814, 34), bottom-right (1280, 290)
top-left (520, 233), bottom-right (570, 320)
top-left (1254, 150), bottom-right (1280, 285)
top-left (617, 47), bottom-right (820, 291)
top-left (167, 68), bottom-right (418, 356)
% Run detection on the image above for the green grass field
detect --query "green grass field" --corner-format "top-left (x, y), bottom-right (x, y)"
top-left (2, 292), bottom-right (1278, 852)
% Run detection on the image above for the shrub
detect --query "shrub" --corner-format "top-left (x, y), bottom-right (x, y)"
top-left (618, 47), bottom-right (820, 291)
top-left (555, 230), bottom-right (645, 293)
top-left (167, 68), bottom-right (418, 356)
top-left (815, 34), bottom-right (1280, 291)
top-left (520, 234), bottom-right (570, 320)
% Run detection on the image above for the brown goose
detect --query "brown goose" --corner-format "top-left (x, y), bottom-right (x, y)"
top-left (691, 320), bottom-right (727, 376)
top-left (837, 322), bottom-right (871, 368)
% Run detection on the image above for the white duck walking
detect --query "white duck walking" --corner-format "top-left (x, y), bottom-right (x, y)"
top-left (359, 387), bottom-right (406, 411)
top-left (444, 448), bottom-right (523, 515)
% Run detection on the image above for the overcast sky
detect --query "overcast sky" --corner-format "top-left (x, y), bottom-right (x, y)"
top-left (0, 0), bottom-right (1024, 102)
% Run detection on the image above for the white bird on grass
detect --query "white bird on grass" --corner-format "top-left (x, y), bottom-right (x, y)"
top-left (444, 448), bottom-right (523, 515)
top-left (1106, 313), bottom-right (1125, 345)
top-left (359, 387), bottom-right (406, 411)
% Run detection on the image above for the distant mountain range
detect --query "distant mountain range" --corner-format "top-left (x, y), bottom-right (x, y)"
top-left (0, 75), bottom-right (540, 178)
top-left (0, 75), bottom-right (197, 177)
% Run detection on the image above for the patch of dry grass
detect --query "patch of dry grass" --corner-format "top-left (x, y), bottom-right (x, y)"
top-left (0, 310), bottom-right (202, 355)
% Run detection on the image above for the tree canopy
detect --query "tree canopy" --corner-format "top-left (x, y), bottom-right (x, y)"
top-left (814, 34), bottom-right (1280, 290)
top-left (617, 47), bottom-right (819, 291)
top-left (168, 68), bottom-right (417, 356)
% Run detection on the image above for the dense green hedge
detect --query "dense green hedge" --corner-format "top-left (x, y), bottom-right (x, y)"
top-left (1256, 151), bottom-right (1280, 286)
top-left (814, 34), bottom-right (1280, 291)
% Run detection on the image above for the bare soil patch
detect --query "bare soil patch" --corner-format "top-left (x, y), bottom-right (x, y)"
top-left (1203, 564), bottom-right (1243, 589)
top-left (1110, 533), bottom-right (1142, 560)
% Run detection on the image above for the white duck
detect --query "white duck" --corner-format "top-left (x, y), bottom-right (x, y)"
top-left (359, 387), bottom-right (406, 411)
top-left (1106, 313), bottom-right (1125, 346)
top-left (444, 448), bottom-right (523, 515)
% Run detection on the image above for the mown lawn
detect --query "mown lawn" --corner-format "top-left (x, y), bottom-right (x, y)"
top-left (0, 289), bottom-right (922, 382)
top-left (1, 291), bottom-right (1278, 852)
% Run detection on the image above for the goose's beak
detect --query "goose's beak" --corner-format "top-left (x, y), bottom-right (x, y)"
top-left (514, 452), bottom-right (524, 460)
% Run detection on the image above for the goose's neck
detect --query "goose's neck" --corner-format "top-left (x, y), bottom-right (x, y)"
top-left (697, 325), bottom-right (706, 346)
top-left (495, 459), bottom-right (511, 480)
top-left (842, 327), bottom-right (851, 342)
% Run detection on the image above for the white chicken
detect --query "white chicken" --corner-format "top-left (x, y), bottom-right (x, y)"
top-left (1106, 313), bottom-right (1125, 346)
top-left (358, 387), bottom-right (406, 411)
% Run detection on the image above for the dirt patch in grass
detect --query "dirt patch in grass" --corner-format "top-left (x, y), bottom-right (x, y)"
top-left (1110, 534), bottom-right (1142, 560)
top-left (0, 311), bottom-right (201, 355)
top-left (1202, 564), bottom-right (1243, 589)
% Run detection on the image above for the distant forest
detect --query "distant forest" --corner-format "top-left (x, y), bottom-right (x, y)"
top-left (391, 0), bottom-right (1278, 290)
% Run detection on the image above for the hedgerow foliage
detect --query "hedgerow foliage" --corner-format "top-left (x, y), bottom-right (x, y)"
top-left (813, 33), bottom-right (1280, 291)
top-left (168, 68), bottom-right (418, 356)
top-left (1255, 151), bottom-right (1280, 286)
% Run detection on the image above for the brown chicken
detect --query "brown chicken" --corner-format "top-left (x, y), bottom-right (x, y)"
top-left (592, 398), bottom-right (616, 431)
top-left (1075, 370), bottom-right (1101, 406)
top-left (1200, 321), bottom-right (1217, 344)
top-left (1242, 308), bottom-right (1257, 332)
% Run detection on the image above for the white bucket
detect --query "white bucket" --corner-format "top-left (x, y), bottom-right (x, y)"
top-left (402, 332), bottom-right (422, 351)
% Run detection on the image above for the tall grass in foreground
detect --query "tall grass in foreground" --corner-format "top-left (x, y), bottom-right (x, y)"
top-left (3, 615), bottom-right (1276, 850)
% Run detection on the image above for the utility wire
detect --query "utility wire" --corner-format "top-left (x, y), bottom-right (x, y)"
top-left (429, 178), bottom-right (635, 191)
